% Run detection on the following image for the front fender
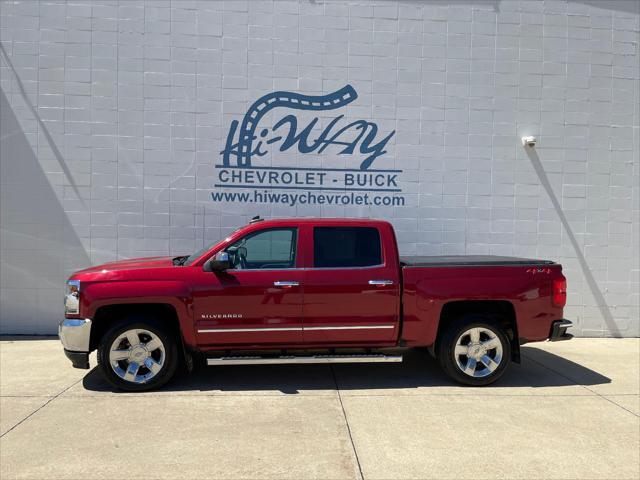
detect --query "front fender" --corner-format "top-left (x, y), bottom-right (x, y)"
top-left (80, 280), bottom-right (195, 346)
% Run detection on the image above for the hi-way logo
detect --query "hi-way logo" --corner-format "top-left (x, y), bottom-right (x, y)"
top-left (213, 85), bottom-right (406, 208)
top-left (221, 85), bottom-right (395, 170)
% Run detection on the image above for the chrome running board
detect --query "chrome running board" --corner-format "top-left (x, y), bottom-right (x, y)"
top-left (206, 354), bottom-right (403, 366)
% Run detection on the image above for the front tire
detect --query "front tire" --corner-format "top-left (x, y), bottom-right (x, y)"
top-left (97, 318), bottom-right (179, 392)
top-left (437, 316), bottom-right (511, 386)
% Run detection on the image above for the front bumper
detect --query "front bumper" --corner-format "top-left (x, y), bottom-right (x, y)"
top-left (64, 349), bottom-right (90, 369)
top-left (59, 318), bottom-right (92, 369)
top-left (549, 319), bottom-right (573, 341)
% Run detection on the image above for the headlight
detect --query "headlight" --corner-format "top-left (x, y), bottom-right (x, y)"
top-left (65, 280), bottom-right (80, 315)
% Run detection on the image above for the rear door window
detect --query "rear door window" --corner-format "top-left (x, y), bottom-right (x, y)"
top-left (313, 227), bottom-right (382, 268)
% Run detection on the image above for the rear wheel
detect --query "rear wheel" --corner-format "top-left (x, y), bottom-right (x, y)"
top-left (437, 316), bottom-right (511, 386)
top-left (97, 319), bottom-right (178, 391)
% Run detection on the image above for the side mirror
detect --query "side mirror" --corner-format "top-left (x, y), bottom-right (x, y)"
top-left (203, 251), bottom-right (230, 272)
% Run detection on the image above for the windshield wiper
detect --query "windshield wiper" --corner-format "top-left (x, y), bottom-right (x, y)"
top-left (172, 256), bottom-right (189, 266)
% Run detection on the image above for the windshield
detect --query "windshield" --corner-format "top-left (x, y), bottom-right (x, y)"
top-left (183, 225), bottom-right (246, 265)
top-left (184, 241), bottom-right (219, 265)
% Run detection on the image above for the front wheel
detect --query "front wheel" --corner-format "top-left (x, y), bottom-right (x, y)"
top-left (97, 319), bottom-right (179, 392)
top-left (437, 316), bottom-right (511, 386)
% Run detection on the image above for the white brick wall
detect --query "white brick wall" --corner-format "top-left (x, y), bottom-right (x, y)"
top-left (1, 0), bottom-right (638, 336)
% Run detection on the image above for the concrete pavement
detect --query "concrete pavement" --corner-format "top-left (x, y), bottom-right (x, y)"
top-left (0, 338), bottom-right (638, 479)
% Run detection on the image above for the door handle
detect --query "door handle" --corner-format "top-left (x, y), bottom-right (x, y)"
top-left (369, 280), bottom-right (394, 286)
top-left (273, 281), bottom-right (299, 288)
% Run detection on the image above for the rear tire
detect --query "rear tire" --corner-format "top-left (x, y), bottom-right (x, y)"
top-left (437, 315), bottom-right (511, 386)
top-left (97, 317), bottom-right (179, 392)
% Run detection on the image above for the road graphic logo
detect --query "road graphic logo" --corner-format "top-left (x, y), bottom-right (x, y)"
top-left (213, 84), bottom-right (405, 207)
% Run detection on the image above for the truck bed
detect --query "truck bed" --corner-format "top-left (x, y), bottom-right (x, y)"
top-left (400, 255), bottom-right (556, 267)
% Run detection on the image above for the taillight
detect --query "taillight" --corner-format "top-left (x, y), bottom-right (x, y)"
top-left (552, 277), bottom-right (567, 307)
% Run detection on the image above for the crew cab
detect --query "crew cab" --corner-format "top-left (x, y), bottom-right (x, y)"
top-left (60, 217), bottom-right (572, 391)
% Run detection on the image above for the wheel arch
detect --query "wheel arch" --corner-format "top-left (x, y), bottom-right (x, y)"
top-left (90, 303), bottom-right (183, 353)
top-left (436, 300), bottom-right (520, 363)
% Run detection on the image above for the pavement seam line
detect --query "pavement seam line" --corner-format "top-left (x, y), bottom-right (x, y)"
top-left (0, 377), bottom-right (84, 439)
top-left (330, 365), bottom-right (365, 480)
top-left (523, 353), bottom-right (640, 418)
top-left (51, 392), bottom-right (617, 399)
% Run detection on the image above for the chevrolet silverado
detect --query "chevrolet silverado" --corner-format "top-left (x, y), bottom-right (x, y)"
top-left (60, 217), bottom-right (572, 391)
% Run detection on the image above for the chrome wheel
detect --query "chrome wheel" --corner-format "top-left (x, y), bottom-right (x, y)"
top-left (109, 329), bottom-right (165, 384)
top-left (454, 327), bottom-right (503, 378)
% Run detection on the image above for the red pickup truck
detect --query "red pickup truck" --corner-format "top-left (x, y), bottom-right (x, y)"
top-left (60, 217), bottom-right (572, 391)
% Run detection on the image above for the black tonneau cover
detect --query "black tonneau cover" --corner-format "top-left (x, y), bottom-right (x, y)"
top-left (400, 255), bottom-right (555, 267)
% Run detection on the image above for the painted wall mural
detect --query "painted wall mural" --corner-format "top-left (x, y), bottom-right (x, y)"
top-left (214, 85), bottom-right (405, 208)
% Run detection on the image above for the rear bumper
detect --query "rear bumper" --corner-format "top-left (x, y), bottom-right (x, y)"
top-left (549, 319), bottom-right (573, 341)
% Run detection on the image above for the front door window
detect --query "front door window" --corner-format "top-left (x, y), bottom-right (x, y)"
top-left (226, 228), bottom-right (297, 270)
